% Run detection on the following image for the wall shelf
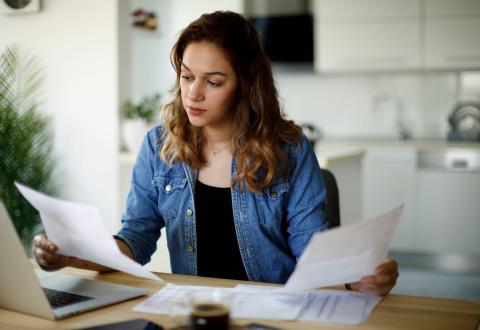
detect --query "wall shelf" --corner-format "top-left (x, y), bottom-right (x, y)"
top-left (131, 27), bottom-right (163, 38)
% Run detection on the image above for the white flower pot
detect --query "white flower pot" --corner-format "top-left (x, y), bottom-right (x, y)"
top-left (122, 119), bottom-right (150, 154)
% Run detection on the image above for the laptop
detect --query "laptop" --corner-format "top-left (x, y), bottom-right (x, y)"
top-left (0, 202), bottom-right (147, 320)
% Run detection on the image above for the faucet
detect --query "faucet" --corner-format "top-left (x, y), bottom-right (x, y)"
top-left (371, 93), bottom-right (411, 140)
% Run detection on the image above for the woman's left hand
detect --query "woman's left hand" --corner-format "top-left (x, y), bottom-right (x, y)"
top-left (349, 259), bottom-right (399, 296)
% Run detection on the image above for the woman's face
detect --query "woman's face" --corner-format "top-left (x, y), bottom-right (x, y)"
top-left (180, 41), bottom-right (238, 130)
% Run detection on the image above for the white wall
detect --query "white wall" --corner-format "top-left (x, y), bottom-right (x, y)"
top-left (459, 71), bottom-right (480, 102)
top-left (0, 0), bottom-right (122, 231)
top-left (129, 0), bottom-right (175, 104)
top-left (170, 0), bottom-right (244, 35)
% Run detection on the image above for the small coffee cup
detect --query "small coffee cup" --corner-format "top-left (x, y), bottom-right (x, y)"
top-left (189, 288), bottom-right (231, 330)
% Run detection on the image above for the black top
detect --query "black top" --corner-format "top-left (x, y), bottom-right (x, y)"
top-left (195, 180), bottom-right (249, 281)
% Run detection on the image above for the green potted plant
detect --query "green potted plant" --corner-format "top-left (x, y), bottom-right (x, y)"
top-left (121, 93), bottom-right (161, 153)
top-left (0, 46), bottom-right (57, 251)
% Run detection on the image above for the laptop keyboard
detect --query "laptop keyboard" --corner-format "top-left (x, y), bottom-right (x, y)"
top-left (43, 287), bottom-right (94, 309)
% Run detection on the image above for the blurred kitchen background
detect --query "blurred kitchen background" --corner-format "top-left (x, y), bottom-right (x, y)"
top-left (1, 0), bottom-right (479, 303)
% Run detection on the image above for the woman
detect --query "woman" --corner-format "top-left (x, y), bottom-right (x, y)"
top-left (32, 11), bottom-right (398, 295)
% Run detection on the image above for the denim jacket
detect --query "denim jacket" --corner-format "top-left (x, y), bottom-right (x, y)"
top-left (117, 125), bottom-right (328, 284)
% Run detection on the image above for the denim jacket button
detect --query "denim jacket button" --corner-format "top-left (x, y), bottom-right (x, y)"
top-left (187, 245), bottom-right (193, 253)
top-left (269, 191), bottom-right (277, 198)
top-left (165, 184), bottom-right (172, 192)
top-left (187, 209), bottom-right (193, 216)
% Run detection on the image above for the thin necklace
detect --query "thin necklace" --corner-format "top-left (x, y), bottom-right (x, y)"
top-left (209, 142), bottom-right (230, 157)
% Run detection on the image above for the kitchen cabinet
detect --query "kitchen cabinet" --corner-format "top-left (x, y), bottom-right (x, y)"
top-left (413, 149), bottom-right (480, 255)
top-left (313, 0), bottom-right (422, 72)
top-left (362, 148), bottom-right (417, 250)
top-left (314, 0), bottom-right (420, 20)
top-left (316, 21), bottom-right (422, 72)
top-left (424, 0), bottom-right (480, 70)
top-left (425, 0), bottom-right (480, 16)
top-left (313, 0), bottom-right (480, 72)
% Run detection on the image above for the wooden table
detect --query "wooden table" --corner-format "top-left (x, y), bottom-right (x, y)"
top-left (0, 268), bottom-right (479, 330)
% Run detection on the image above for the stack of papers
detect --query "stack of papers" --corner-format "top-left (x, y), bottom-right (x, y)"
top-left (15, 182), bottom-right (160, 281)
top-left (133, 283), bottom-right (381, 325)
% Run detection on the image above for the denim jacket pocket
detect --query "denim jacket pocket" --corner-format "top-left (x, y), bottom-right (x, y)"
top-left (255, 181), bottom-right (290, 229)
top-left (265, 182), bottom-right (290, 200)
top-left (153, 173), bottom-right (188, 193)
top-left (254, 181), bottom-right (290, 200)
top-left (152, 172), bottom-right (188, 221)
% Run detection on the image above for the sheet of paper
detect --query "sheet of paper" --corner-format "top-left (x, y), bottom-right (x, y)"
top-left (134, 284), bottom-right (305, 320)
top-left (285, 205), bottom-right (404, 291)
top-left (15, 182), bottom-right (160, 281)
top-left (233, 284), bottom-right (381, 324)
top-left (296, 290), bottom-right (381, 324)
top-left (134, 284), bottom-right (381, 325)
top-left (229, 287), bottom-right (308, 320)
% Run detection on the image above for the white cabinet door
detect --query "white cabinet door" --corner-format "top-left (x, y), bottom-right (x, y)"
top-left (313, 0), bottom-right (422, 72)
top-left (423, 0), bottom-right (480, 70)
top-left (425, 16), bottom-right (480, 70)
top-left (316, 20), bottom-right (422, 72)
top-left (425, 0), bottom-right (480, 16)
top-left (316, 0), bottom-right (420, 21)
top-left (415, 170), bottom-right (480, 255)
top-left (362, 149), bottom-right (417, 251)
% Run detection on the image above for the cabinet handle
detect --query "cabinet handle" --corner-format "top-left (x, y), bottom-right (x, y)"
top-left (337, 57), bottom-right (406, 67)
top-left (444, 55), bottom-right (480, 63)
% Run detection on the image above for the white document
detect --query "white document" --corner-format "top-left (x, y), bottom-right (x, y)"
top-left (15, 182), bottom-right (160, 281)
top-left (233, 284), bottom-right (381, 325)
top-left (134, 283), bottom-right (381, 325)
top-left (296, 290), bottom-right (381, 324)
top-left (285, 205), bottom-right (404, 291)
top-left (228, 287), bottom-right (308, 320)
top-left (134, 283), bottom-right (305, 320)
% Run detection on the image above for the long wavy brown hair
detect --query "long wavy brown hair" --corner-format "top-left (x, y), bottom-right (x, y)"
top-left (161, 11), bottom-right (302, 193)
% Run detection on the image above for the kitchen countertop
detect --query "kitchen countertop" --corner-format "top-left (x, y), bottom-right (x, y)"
top-left (316, 138), bottom-right (480, 150)
top-left (315, 147), bottom-right (364, 168)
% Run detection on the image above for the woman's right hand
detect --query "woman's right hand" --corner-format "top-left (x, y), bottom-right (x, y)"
top-left (32, 234), bottom-right (79, 271)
